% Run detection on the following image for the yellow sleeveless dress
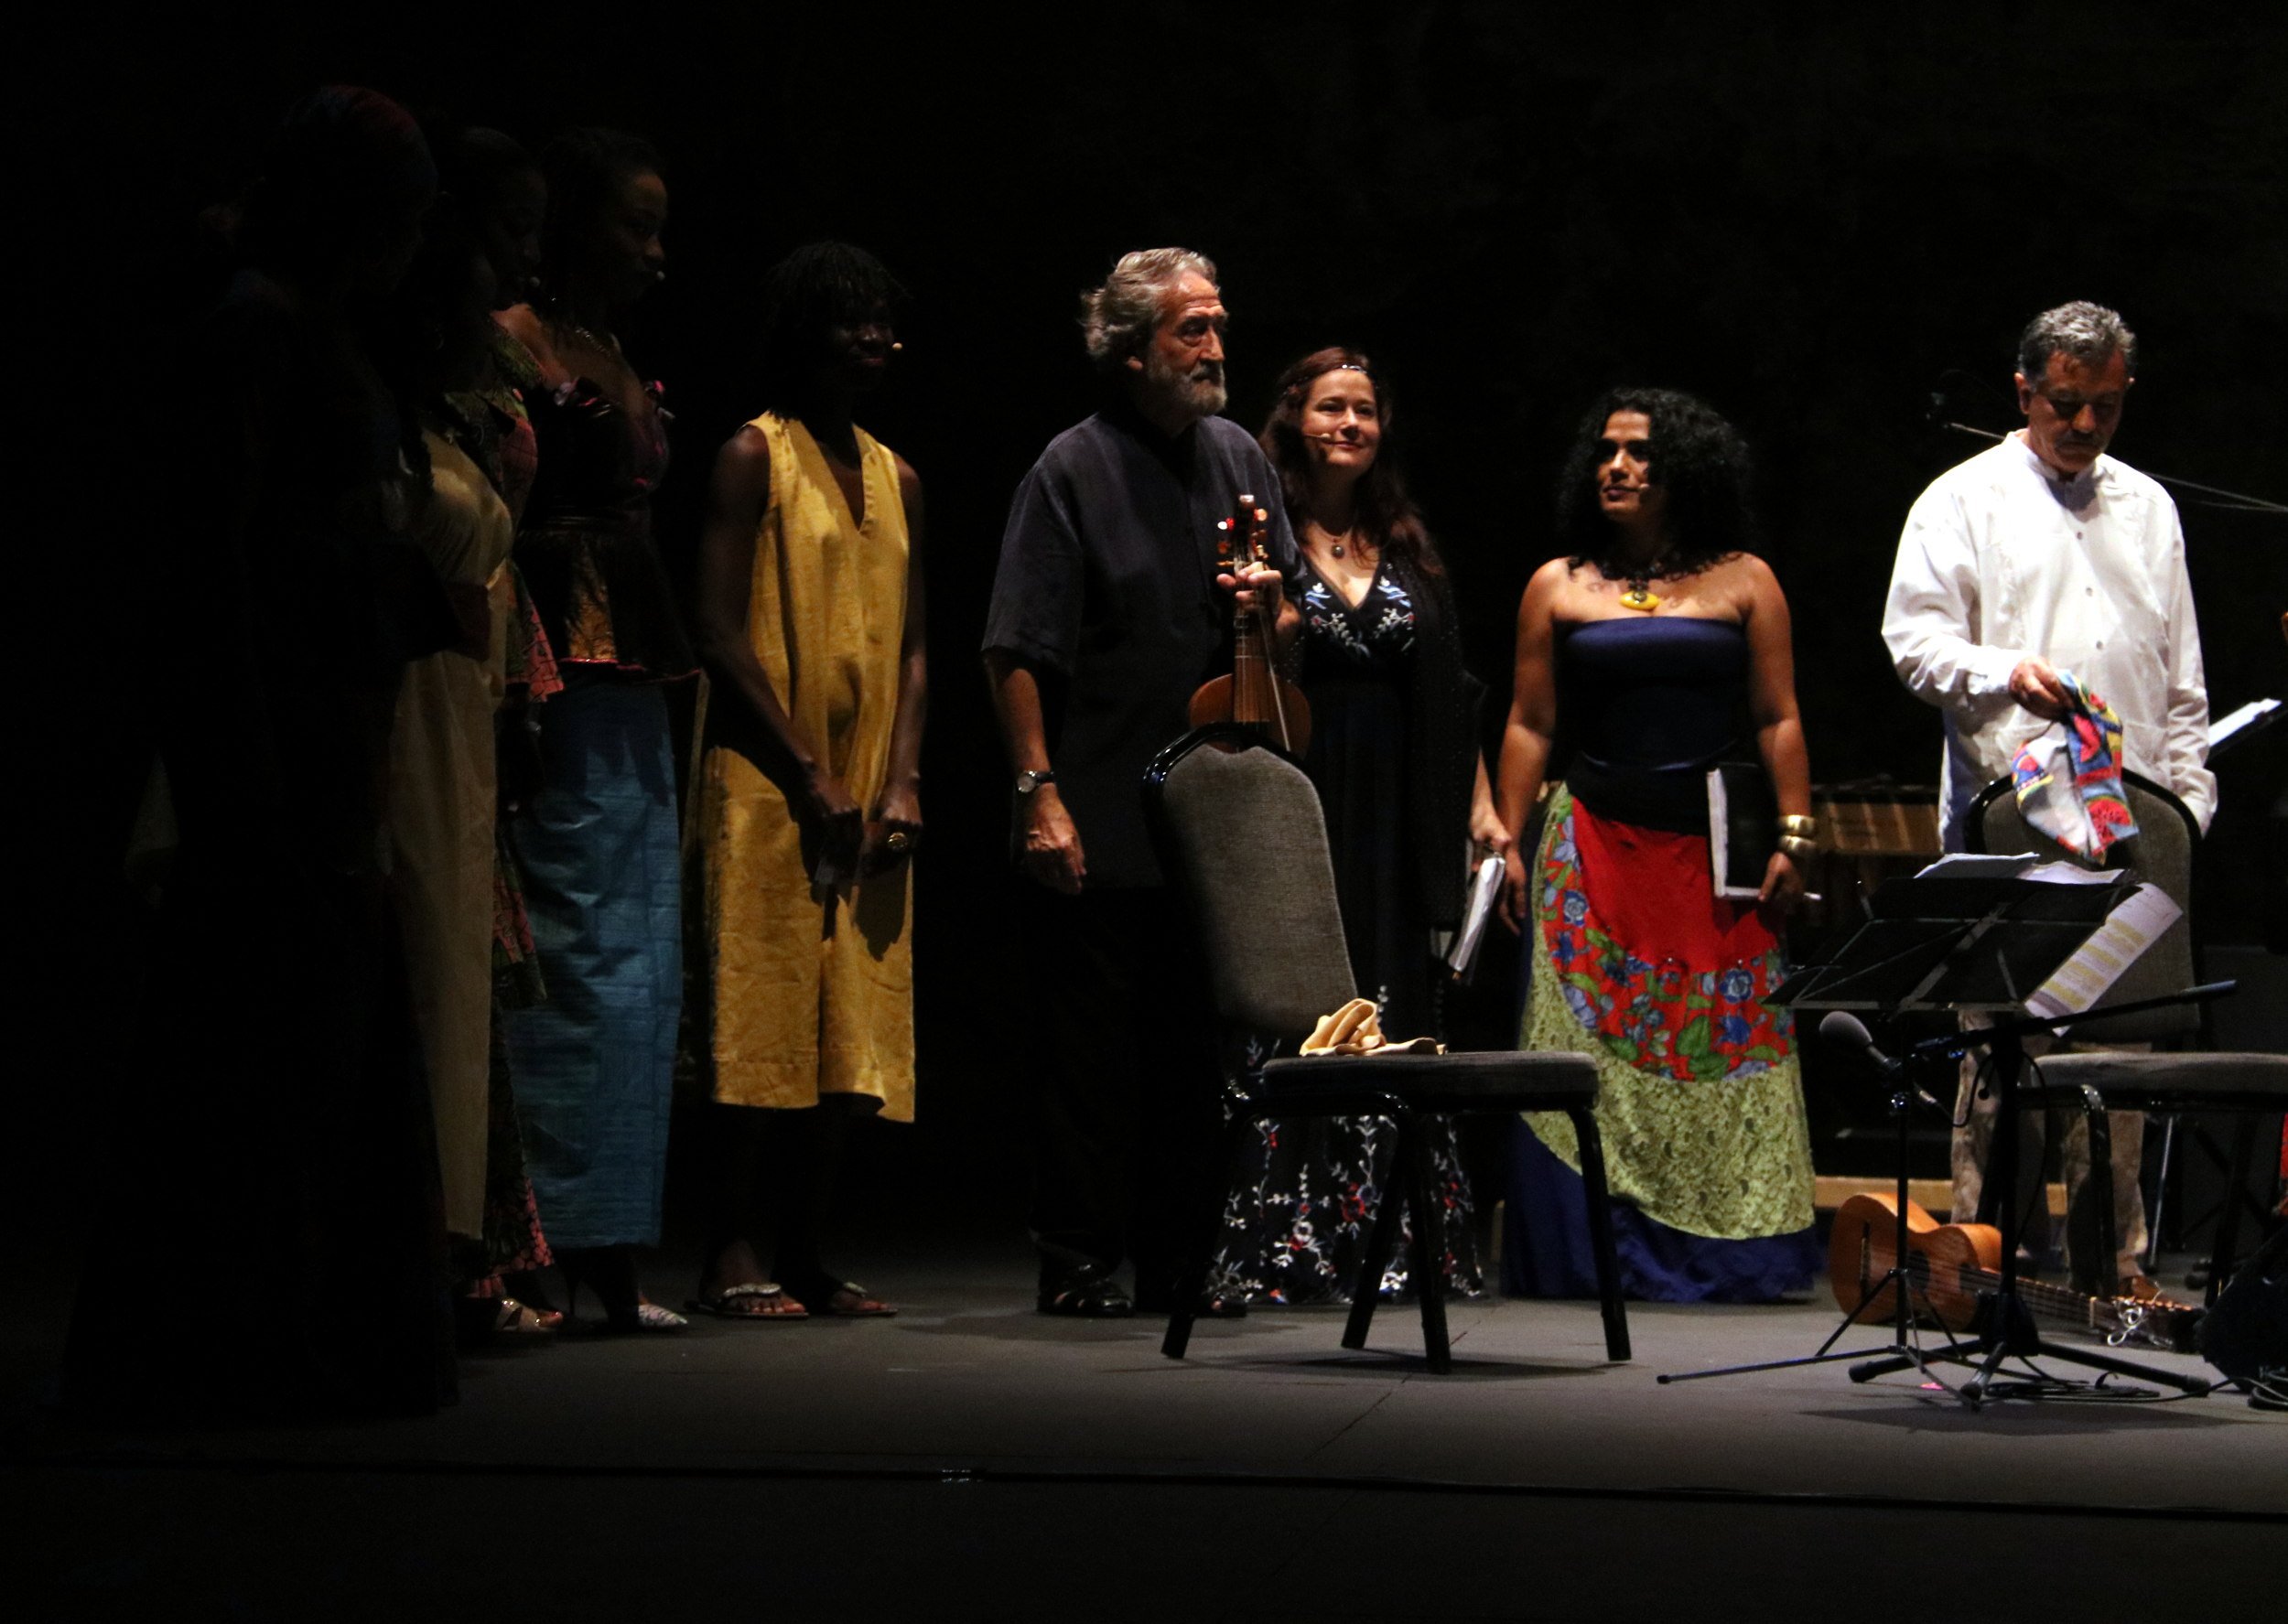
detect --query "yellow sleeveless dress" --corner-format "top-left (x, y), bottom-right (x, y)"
top-left (391, 430), bottom-right (517, 1237)
top-left (699, 414), bottom-right (915, 1119)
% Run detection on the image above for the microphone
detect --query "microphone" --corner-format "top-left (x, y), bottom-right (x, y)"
top-left (1820, 1011), bottom-right (1945, 1110)
top-left (1926, 369), bottom-right (2004, 443)
top-left (1819, 1011), bottom-right (1899, 1077)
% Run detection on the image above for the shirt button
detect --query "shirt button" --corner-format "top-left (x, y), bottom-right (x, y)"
top-left (2086, 586), bottom-right (2094, 596)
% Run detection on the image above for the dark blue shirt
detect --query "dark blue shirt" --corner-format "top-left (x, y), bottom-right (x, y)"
top-left (984, 397), bottom-right (1298, 887)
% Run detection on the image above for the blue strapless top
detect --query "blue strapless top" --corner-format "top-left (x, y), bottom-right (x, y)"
top-left (1559, 617), bottom-right (1749, 831)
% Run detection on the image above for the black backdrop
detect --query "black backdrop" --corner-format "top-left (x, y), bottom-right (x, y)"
top-left (26, 4), bottom-right (2286, 1246)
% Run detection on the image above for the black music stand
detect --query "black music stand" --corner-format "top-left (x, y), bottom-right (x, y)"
top-left (1660, 866), bottom-right (2217, 1407)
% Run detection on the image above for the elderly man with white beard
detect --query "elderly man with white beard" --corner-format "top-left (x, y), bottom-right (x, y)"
top-left (984, 247), bottom-right (1299, 1318)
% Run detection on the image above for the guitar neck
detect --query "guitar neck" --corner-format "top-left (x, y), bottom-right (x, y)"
top-left (1970, 1266), bottom-right (2197, 1350)
top-left (2016, 1275), bottom-right (2111, 1332)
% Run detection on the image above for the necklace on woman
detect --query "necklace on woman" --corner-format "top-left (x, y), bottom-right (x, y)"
top-left (1314, 520), bottom-right (1366, 561)
top-left (1612, 554), bottom-right (1671, 613)
top-left (546, 300), bottom-right (616, 358)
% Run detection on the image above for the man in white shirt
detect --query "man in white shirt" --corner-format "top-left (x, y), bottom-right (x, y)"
top-left (1883, 300), bottom-right (2214, 1294)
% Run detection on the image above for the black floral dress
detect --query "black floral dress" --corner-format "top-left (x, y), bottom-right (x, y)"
top-left (1213, 558), bottom-right (1484, 1305)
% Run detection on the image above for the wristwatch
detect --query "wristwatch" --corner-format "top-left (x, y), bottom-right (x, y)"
top-left (1015, 768), bottom-right (1057, 795)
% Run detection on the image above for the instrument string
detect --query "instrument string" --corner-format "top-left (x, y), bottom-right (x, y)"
top-left (1849, 1236), bottom-right (2191, 1337)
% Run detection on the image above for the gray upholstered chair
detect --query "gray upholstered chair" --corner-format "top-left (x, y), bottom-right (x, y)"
top-left (1143, 725), bottom-right (1630, 1372)
top-left (1970, 769), bottom-right (2288, 1299)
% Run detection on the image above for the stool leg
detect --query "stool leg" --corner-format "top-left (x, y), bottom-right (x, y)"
top-left (2142, 1113), bottom-right (2177, 1273)
top-left (1404, 1113), bottom-right (1452, 1373)
top-left (1162, 1113), bottom-right (1250, 1360)
top-left (2074, 1090), bottom-right (2120, 1298)
top-left (2206, 1115), bottom-right (2260, 1309)
top-left (1343, 1113), bottom-right (1410, 1351)
top-left (1570, 1106), bottom-right (1632, 1362)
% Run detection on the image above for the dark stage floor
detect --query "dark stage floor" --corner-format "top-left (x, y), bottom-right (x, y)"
top-left (10, 1231), bottom-right (2283, 1620)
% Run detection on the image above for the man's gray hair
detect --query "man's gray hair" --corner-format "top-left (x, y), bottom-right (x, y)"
top-left (2018, 300), bottom-right (2138, 384)
top-left (1079, 247), bottom-right (1217, 371)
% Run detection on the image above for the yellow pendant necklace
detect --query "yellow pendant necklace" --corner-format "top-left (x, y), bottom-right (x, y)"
top-left (1614, 554), bottom-right (1672, 613)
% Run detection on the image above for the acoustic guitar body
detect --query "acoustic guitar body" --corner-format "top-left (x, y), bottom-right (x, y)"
top-left (1829, 1192), bottom-right (2002, 1332)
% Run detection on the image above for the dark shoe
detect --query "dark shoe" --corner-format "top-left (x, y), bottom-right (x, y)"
top-left (1038, 1264), bottom-right (1134, 1317)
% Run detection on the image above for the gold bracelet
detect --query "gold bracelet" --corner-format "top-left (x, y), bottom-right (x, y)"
top-left (1777, 814), bottom-right (1819, 838)
top-left (1777, 834), bottom-right (1818, 862)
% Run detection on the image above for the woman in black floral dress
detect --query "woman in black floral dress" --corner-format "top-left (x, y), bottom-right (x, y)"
top-left (1214, 348), bottom-right (1510, 1305)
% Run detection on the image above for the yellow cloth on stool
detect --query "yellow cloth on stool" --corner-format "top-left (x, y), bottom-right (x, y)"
top-left (698, 414), bottom-right (914, 1119)
top-left (1300, 997), bottom-right (1445, 1057)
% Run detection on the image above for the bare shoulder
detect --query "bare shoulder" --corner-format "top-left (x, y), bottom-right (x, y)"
top-left (1723, 551), bottom-right (1786, 601)
top-left (892, 451), bottom-right (923, 500)
top-left (1715, 553), bottom-right (1789, 625)
top-left (1523, 554), bottom-right (1583, 612)
top-left (1526, 555), bottom-right (1575, 598)
top-left (710, 423), bottom-right (774, 500)
top-left (497, 306), bottom-right (562, 381)
top-left (1517, 555), bottom-right (1574, 629)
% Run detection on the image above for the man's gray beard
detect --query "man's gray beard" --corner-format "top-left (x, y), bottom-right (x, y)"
top-left (1141, 350), bottom-right (1226, 422)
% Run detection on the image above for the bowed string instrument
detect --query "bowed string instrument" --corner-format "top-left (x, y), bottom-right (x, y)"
top-left (1190, 491), bottom-right (1311, 755)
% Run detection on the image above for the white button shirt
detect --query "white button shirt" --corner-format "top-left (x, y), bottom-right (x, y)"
top-left (1883, 433), bottom-right (2214, 849)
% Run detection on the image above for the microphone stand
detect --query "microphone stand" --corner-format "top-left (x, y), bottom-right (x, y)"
top-left (1851, 988), bottom-right (2227, 1405)
top-left (1662, 983), bottom-right (2234, 1406)
top-left (1929, 404), bottom-right (2288, 516)
top-left (1658, 1029), bottom-right (1977, 1396)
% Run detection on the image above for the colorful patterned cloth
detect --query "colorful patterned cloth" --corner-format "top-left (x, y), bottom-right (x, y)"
top-left (2009, 672), bottom-right (2138, 860)
top-left (1508, 787), bottom-right (1819, 1302)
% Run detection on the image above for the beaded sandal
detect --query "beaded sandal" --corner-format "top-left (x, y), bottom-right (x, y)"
top-left (685, 1282), bottom-right (809, 1321)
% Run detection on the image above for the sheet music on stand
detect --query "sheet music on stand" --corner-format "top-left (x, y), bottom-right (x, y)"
top-left (1774, 853), bottom-right (2175, 1018)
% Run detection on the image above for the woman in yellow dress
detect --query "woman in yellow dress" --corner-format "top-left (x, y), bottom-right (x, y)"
top-left (688, 242), bottom-right (926, 1319)
top-left (367, 152), bottom-right (526, 1336)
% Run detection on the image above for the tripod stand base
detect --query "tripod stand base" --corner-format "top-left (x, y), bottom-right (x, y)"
top-left (1850, 1332), bottom-right (2210, 1404)
top-left (1661, 1339), bottom-right (1963, 1390)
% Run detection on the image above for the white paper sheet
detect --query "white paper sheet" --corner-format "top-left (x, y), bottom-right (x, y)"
top-left (2024, 883), bottom-right (2183, 1021)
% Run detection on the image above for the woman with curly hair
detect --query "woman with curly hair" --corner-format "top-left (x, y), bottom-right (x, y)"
top-left (1495, 387), bottom-right (1820, 1303)
top-left (1214, 347), bottom-right (1508, 1307)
